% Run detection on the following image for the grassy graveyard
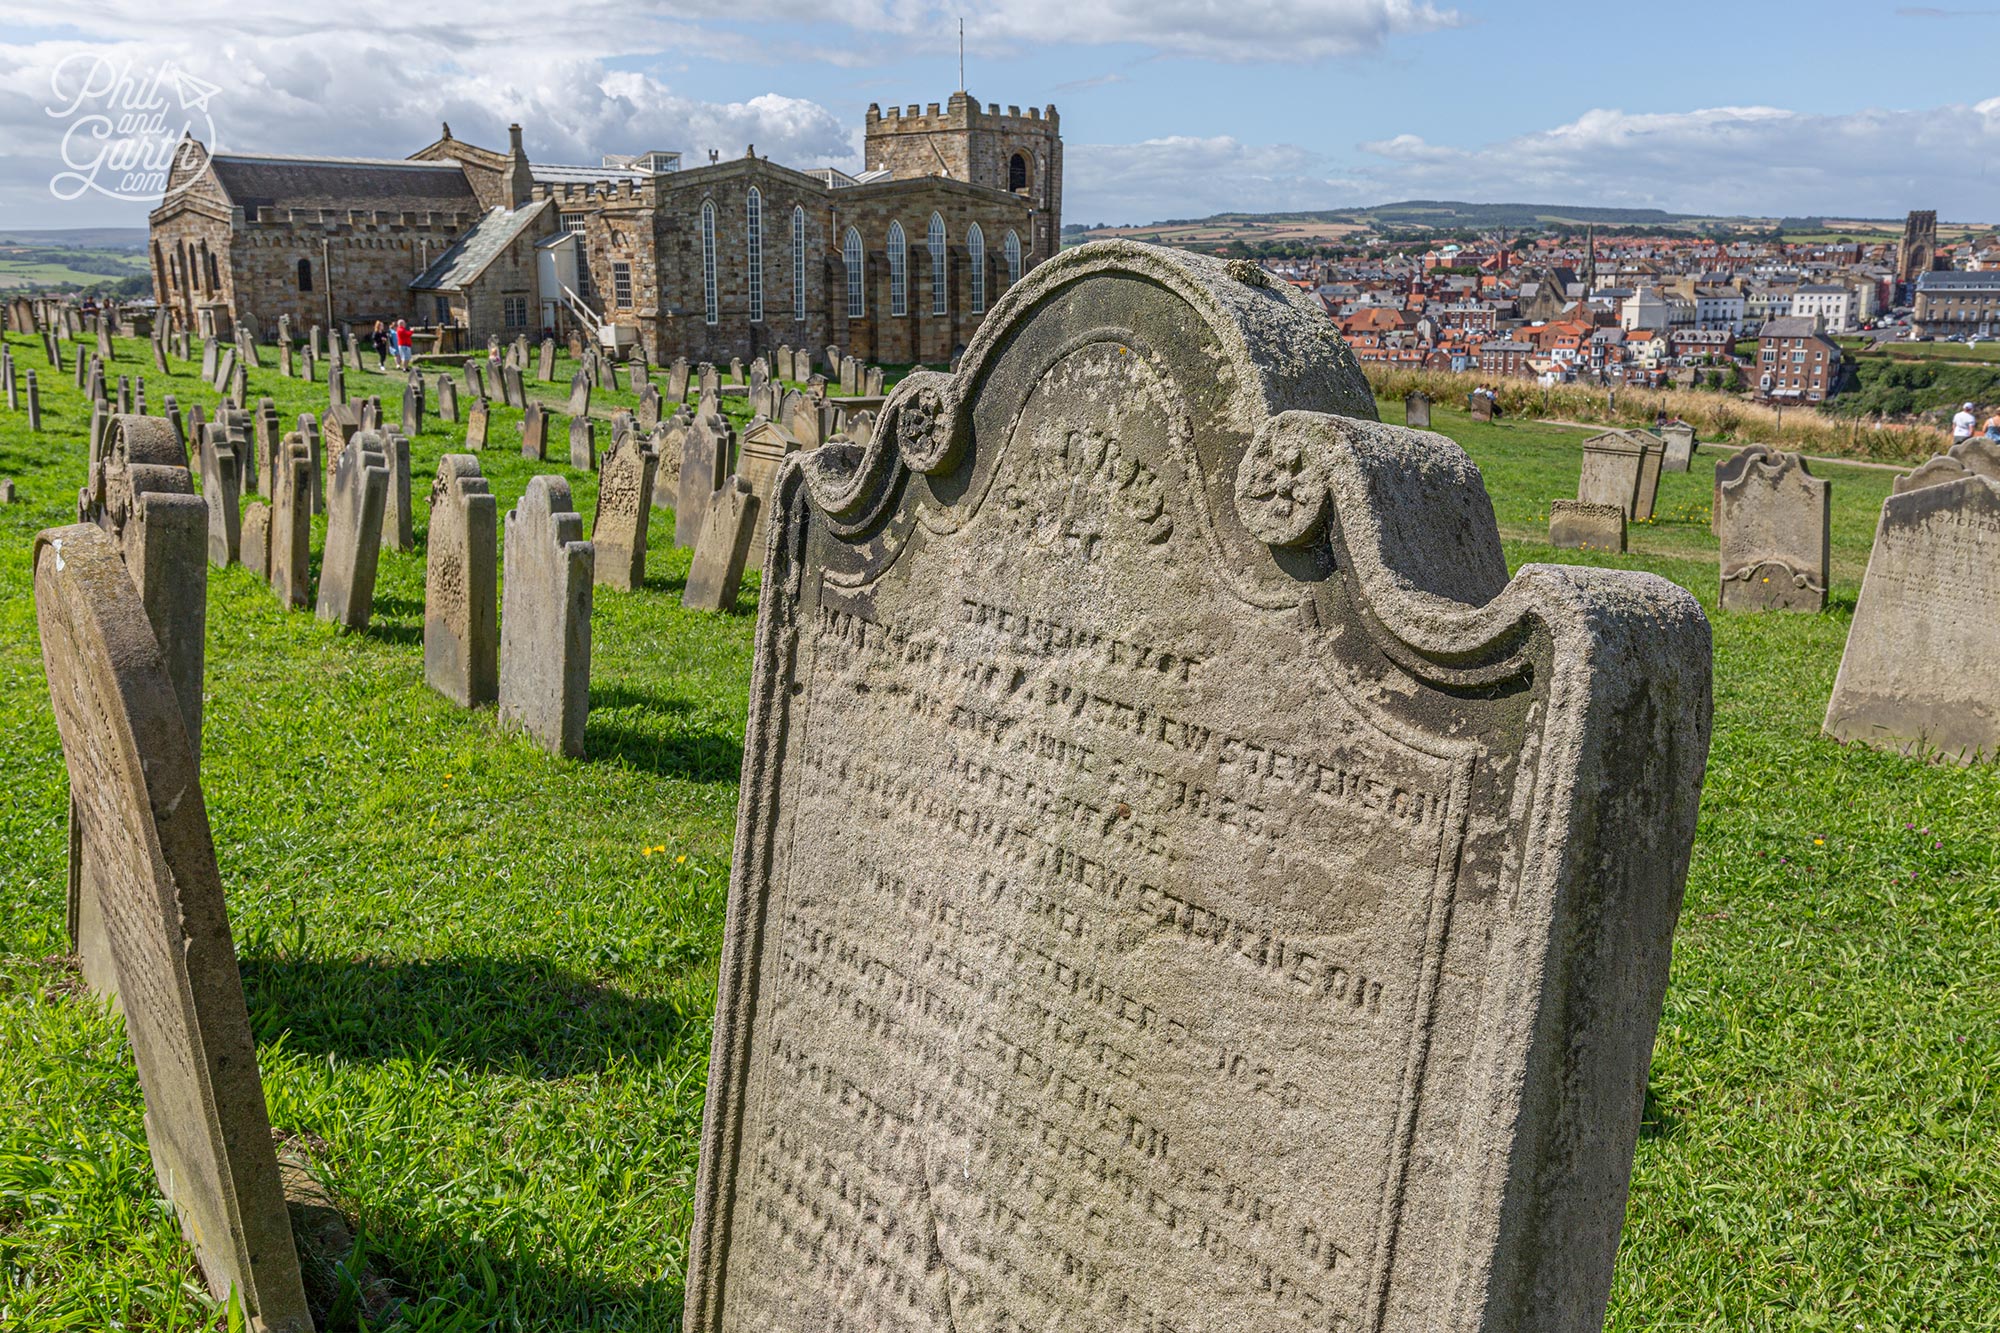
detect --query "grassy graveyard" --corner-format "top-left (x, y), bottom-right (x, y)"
top-left (0, 333), bottom-right (1995, 1330)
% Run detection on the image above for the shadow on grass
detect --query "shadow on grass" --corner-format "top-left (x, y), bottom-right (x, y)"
top-left (1638, 1083), bottom-right (1680, 1142)
top-left (583, 709), bottom-right (743, 782)
top-left (241, 955), bottom-right (688, 1077)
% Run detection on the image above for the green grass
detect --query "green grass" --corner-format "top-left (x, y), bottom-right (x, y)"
top-left (0, 342), bottom-right (1994, 1330)
top-left (1841, 337), bottom-right (2000, 366)
top-left (0, 256), bottom-right (148, 290)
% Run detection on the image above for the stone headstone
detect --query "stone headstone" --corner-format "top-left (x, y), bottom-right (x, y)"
top-left (24, 370), bottom-right (39, 430)
top-left (1660, 424), bottom-right (1696, 474)
top-left (378, 429), bottom-right (414, 552)
top-left (604, 358), bottom-right (622, 393)
top-left (502, 363), bottom-right (527, 410)
top-left (213, 347), bottom-right (235, 394)
top-left (197, 425), bottom-right (242, 568)
top-left (637, 384), bottom-right (662, 431)
top-left (697, 362), bottom-right (719, 401)
top-left (1825, 446), bottom-right (2000, 759)
top-left (736, 417), bottom-right (799, 572)
top-left (569, 415), bottom-right (597, 471)
top-left (465, 398), bottom-right (489, 451)
top-left (591, 431), bottom-right (658, 591)
top-left (465, 359), bottom-right (486, 400)
top-left (425, 456), bottom-right (499, 707)
top-left (1404, 390), bottom-right (1431, 430)
top-left (677, 412), bottom-right (731, 548)
top-left (630, 359), bottom-right (650, 392)
top-left (241, 502), bottom-right (270, 579)
top-left (200, 337), bottom-right (218, 381)
top-left (521, 402), bottom-right (549, 460)
top-left (297, 414), bottom-right (325, 514)
top-left (567, 369), bottom-right (592, 417)
top-left (0, 478), bottom-right (12, 504)
top-left (401, 379), bottom-right (424, 437)
top-left (823, 344), bottom-right (840, 377)
top-left (1717, 445), bottom-right (1828, 613)
top-left (278, 339), bottom-right (294, 379)
top-left (328, 360), bottom-right (345, 408)
top-left (437, 374), bottom-right (459, 422)
top-left (250, 399), bottom-right (279, 495)
top-left (863, 365), bottom-right (884, 397)
top-left (316, 431), bottom-right (389, 629)
top-left (538, 338), bottom-right (556, 383)
top-left (681, 476), bottom-right (757, 613)
top-left (500, 476), bottom-right (593, 757)
top-left (782, 389), bottom-right (820, 448)
top-left (669, 357), bottom-right (690, 402)
top-left (1577, 430), bottom-right (1652, 521)
top-left (682, 244), bottom-right (1713, 1333)
top-left (567, 331), bottom-right (585, 359)
top-left (269, 438), bottom-right (313, 609)
top-left (31, 523), bottom-right (312, 1333)
top-left (651, 415), bottom-right (689, 511)
top-left (1548, 499), bottom-right (1626, 552)
top-left (838, 355), bottom-right (859, 395)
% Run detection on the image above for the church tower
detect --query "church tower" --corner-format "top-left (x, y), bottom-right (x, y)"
top-left (864, 92), bottom-right (1063, 263)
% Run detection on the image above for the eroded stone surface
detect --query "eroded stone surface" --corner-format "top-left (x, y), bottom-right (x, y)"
top-left (676, 412), bottom-right (731, 548)
top-left (315, 430), bottom-right (389, 629)
top-left (592, 432), bottom-right (657, 591)
top-left (1825, 456), bottom-right (2000, 760)
top-left (686, 242), bottom-right (1713, 1333)
top-left (1717, 445), bottom-right (1828, 613)
top-left (425, 455), bottom-right (498, 706)
top-left (197, 425), bottom-right (242, 568)
top-left (500, 476), bottom-right (592, 756)
top-left (1549, 498), bottom-right (1627, 552)
top-left (1576, 430), bottom-right (1654, 520)
top-left (682, 476), bottom-right (757, 613)
top-left (1404, 391), bottom-right (1430, 429)
top-left (32, 522), bottom-right (312, 1333)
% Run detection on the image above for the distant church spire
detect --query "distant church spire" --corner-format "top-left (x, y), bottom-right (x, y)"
top-left (1583, 224), bottom-right (1598, 294)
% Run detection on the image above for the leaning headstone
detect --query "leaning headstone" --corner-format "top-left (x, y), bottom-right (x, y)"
top-left (1577, 429), bottom-right (1649, 520)
top-left (591, 431), bottom-right (657, 591)
top-left (24, 371), bottom-right (39, 430)
top-left (1404, 390), bottom-right (1431, 429)
top-left (521, 402), bottom-right (549, 460)
top-left (252, 399), bottom-right (281, 495)
top-left (501, 363), bottom-right (526, 410)
top-left (278, 340), bottom-right (294, 379)
top-left (401, 379), bottom-right (424, 436)
top-left (682, 244), bottom-right (1713, 1333)
top-left (567, 369), bottom-right (592, 416)
top-left (424, 456), bottom-right (499, 706)
top-left (437, 374), bottom-right (459, 423)
top-left (316, 431), bottom-right (390, 628)
top-left (1660, 422), bottom-right (1696, 473)
top-left (465, 359), bottom-right (486, 400)
top-left (31, 523), bottom-right (313, 1333)
top-left (1468, 390), bottom-right (1494, 422)
top-left (1825, 443), bottom-right (2000, 759)
top-left (676, 412), bottom-right (730, 547)
top-left (200, 337), bottom-right (218, 381)
top-left (213, 347), bottom-right (235, 394)
top-left (197, 425), bottom-right (242, 567)
top-left (681, 476), bottom-right (757, 612)
top-left (569, 415), bottom-right (597, 471)
top-left (269, 438), bottom-right (313, 609)
top-left (1549, 499), bottom-right (1627, 552)
top-left (465, 398), bottom-right (490, 450)
top-left (1717, 445), bottom-right (1828, 613)
top-left (500, 476), bottom-right (593, 757)
top-left (378, 429), bottom-right (414, 552)
top-left (0, 478), bottom-right (12, 503)
top-left (328, 360), bottom-right (345, 407)
top-left (538, 338), bottom-right (556, 382)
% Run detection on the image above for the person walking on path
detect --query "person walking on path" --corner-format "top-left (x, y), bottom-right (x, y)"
top-left (393, 320), bottom-right (414, 370)
top-left (370, 320), bottom-right (390, 371)
top-left (1952, 401), bottom-right (1977, 441)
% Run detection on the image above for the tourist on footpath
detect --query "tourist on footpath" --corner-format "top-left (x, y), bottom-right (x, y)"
top-left (1983, 408), bottom-right (2000, 441)
top-left (394, 320), bottom-right (414, 369)
top-left (370, 320), bottom-right (390, 371)
top-left (1951, 401), bottom-right (1977, 440)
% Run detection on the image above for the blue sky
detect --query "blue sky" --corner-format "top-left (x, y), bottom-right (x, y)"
top-left (3, 0), bottom-right (1996, 229)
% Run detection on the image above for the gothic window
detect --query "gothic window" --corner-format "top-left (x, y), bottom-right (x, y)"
top-left (792, 205), bottom-right (807, 321)
top-left (845, 226), bottom-right (864, 319)
top-left (1004, 229), bottom-right (1022, 287)
top-left (1009, 152), bottom-right (1028, 193)
top-left (888, 221), bottom-right (907, 317)
top-left (296, 258), bottom-right (313, 292)
top-left (928, 212), bottom-right (947, 317)
top-left (968, 223), bottom-right (986, 314)
top-left (746, 187), bottom-right (764, 323)
top-left (701, 201), bottom-right (719, 325)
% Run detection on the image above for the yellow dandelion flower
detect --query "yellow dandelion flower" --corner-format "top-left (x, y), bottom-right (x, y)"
top-left (677, 854), bottom-right (688, 864)
top-left (642, 847), bottom-right (653, 857)
top-left (1813, 837), bottom-right (1825, 845)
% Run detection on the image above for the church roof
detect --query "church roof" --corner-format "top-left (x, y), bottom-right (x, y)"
top-left (410, 200), bottom-right (552, 291)
top-left (207, 153), bottom-right (478, 215)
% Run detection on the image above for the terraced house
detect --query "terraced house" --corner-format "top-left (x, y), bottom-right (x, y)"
top-left (148, 91), bottom-right (1062, 365)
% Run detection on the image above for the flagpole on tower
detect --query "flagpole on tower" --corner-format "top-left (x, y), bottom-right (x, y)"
top-left (959, 18), bottom-right (965, 91)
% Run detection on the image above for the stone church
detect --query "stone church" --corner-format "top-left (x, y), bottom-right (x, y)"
top-left (148, 91), bottom-right (1063, 366)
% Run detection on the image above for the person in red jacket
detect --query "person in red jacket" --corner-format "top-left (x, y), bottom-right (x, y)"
top-left (393, 319), bottom-right (414, 370)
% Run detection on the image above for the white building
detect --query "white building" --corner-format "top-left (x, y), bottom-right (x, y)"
top-left (1791, 284), bottom-right (1856, 334)
top-left (1692, 285), bottom-right (1746, 335)
top-left (1620, 285), bottom-right (1668, 333)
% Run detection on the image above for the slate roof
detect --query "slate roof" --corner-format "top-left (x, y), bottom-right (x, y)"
top-left (207, 153), bottom-right (478, 215)
top-left (1916, 270), bottom-right (2000, 292)
top-left (411, 200), bottom-right (551, 291)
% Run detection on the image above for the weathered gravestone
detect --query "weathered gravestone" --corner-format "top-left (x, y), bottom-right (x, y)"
top-left (631, 359), bottom-right (650, 392)
top-left (437, 374), bottom-right (459, 423)
top-left (316, 431), bottom-right (390, 629)
top-left (1824, 441), bottom-right (2000, 760)
top-left (668, 357), bottom-right (690, 402)
top-left (1468, 390), bottom-right (1493, 422)
top-left (401, 379), bottom-right (424, 436)
top-left (697, 362), bottom-right (719, 401)
top-left (500, 476), bottom-right (593, 757)
top-left (253, 399), bottom-right (282, 496)
top-left (378, 429), bottom-right (414, 552)
top-left (213, 347), bottom-right (236, 395)
top-left (522, 402), bottom-right (549, 460)
top-left (567, 369), bottom-right (592, 416)
top-left (269, 438), bottom-right (314, 609)
top-left (637, 384), bottom-right (662, 431)
top-left (465, 359), bottom-right (486, 400)
top-left (681, 475), bottom-right (757, 613)
top-left (863, 365), bottom-right (884, 397)
top-left (1716, 445), bottom-right (1828, 613)
top-left (241, 502), bottom-right (269, 579)
top-left (838, 354), bottom-right (859, 395)
top-left (683, 243), bottom-right (1713, 1333)
top-left (676, 412), bottom-right (731, 548)
top-left (1548, 499), bottom-right (1626, 552)
top-left (197, 424), bottom-right (242, 567)
top-left (297, 414), bottom-right (325, 513)
top-left (502, 363), bottom-right (527, 410)
top-left (569, 415), bottom-right (597, 471)
top-left (538, 338), bottom-right (556, 382)
top-left (425, 456), bottom-right (498, 706)
top-left (32, 523), bottom-right (313, 1333)
top-left (591, 431), bottom-right (657, 591)
top-left (1660, 422), bottom-right (1697, 473)
top-left (1404, 390), bottom-right (1430, 430)
top-left (24, 371), bottom-right (39, 430)
top-left (1576, 429), bottom-right (1656, 521)
top-left (465, 398), bottom-right (489, 451)
top-left (200, 337), bottom-right (218, 381)
top-left (728, 356), bottom-right (744, 385)
top-left (736, 417), bottom-right (799, 572)
top-left (651, 413), bottom-right (690, 511)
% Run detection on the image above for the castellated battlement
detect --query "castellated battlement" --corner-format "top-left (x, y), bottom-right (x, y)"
top-left (865, 93), bottom-right (1059, 135)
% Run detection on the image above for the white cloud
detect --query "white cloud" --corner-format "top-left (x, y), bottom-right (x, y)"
top-left (963, 0), bottom-right (1460, 61)
top-left (1353, 101), bottom-right (2000, 217)
top-left (1067, 136), bottom-right (1364, 225)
